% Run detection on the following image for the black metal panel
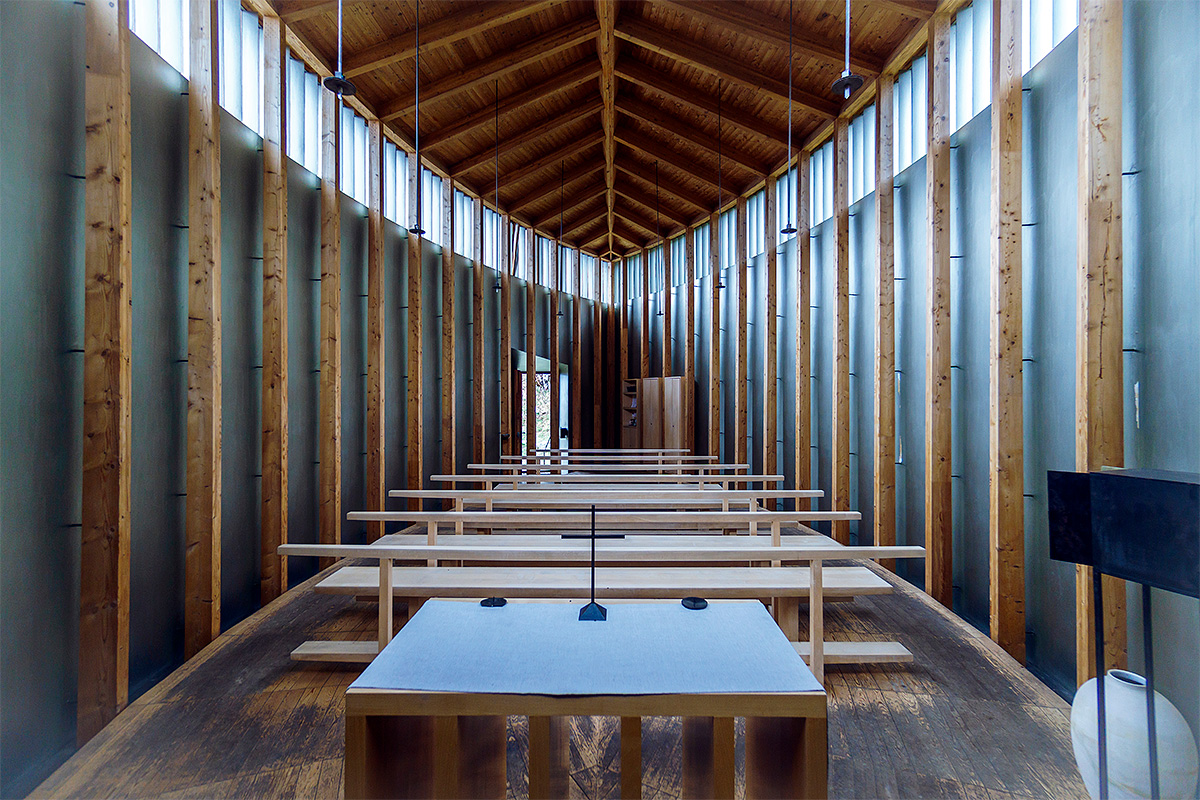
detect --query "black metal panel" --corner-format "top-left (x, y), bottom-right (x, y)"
top-left (1047, 470), bottom-right (1094, 565)
top-left (1091, 470), bottom-right (1199, 598)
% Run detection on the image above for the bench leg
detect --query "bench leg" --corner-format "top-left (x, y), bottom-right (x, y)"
top-left (776, 596), bottom-right (800, 642)
top-left (378, 561), bottom-right (392, 650)
top-left (682, 717), bottom-right (735, 800)
top-left (620, 716), bottom-right (642, 800)
top-left (527, 716), bottom-right (569, 800)
top-left (745, 716), bottom-right (827, 800)
top-left (809, 559), bottom-right (824, 683)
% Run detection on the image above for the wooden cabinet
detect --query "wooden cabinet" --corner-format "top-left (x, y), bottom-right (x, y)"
top-left (623, 376), bottom-right (692, 452)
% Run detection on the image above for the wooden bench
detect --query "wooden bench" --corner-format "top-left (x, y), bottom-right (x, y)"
top-left (469, 462), bottom-right (751, 474)
top-left (431, 473), bottom-right (787, 489)
top-left (281, 534), bottom-right (924, 680)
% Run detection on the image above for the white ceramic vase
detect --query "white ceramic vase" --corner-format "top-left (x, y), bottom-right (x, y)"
top-left (1071, 669), bottom-right (1198, 799)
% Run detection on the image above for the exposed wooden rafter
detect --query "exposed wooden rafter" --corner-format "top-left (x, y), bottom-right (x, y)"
top-left (344, 1), bottom-right (556, 79)
top-left (614, 128), bottom-right (725, 193)
top-left (422, 59), bottom-right (599, 150)
top-left (380, 17), bottom-right (600, 120)
top-left (614, 158), bottom-right (710, 213)
top-left (615, 58), bottom-right (791, 150)
top-left (614, 18), bottom-right (839, 119)
top-left (615, 95), bottom-right (766, 176)
top-left (662, 0), bottom-right (884, 76)
top-left (533, 178), bottom-right (608, 231)
top-left (452, 95), bottom-right (602, 175)
top-left (486, 132), bottom-right (604, 200)
top-left (613, 179), bottom-right (691, 229)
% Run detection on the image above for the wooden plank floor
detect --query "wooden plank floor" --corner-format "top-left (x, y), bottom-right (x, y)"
top-left (33, 560), bottom-right (1086, 800)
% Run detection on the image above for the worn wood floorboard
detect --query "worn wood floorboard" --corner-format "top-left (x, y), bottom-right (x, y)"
top-left (34, 561), bottom-right (1087, 800)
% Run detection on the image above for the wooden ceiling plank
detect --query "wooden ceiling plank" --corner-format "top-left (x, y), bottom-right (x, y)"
top-left (560, 198), bottom-right (611, 239)
top-left (487, 132), bottom-right (604, 200)
top-left (533, 179), bottom-right (608, 230)
top-left (613, 179), bottom-right (690, 229)
top-left (873, 0), bottom-right (939, 20)
top-left (662, 0), bottom-right (884, 76)
top-left (452, 96), bottom-right (602, 176)
top-left (615, 59), bottom-right (790, 149)
top-left (614, 159), bottom-right (709, 213)
top-left (381, 17), bottom-right (600, 120)
top-left (616, 95), bottom-right (766, 175)
top-left (423, 59), bottom-right (599, 150)
top-left (598, 0), bottom-right (617, 262)
top-left (512, 160), bottom-right (604, 214)
top-left (614, 127), bottom-right (723, 193)
top-left (344, 0), bottom-right (556, 79)
top-left (614, 18), bottom-right (838, 118)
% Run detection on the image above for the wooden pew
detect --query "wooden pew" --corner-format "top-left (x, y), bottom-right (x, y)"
top-left (432, 473), bottom-right (787, 490)
top-left (281, 537), bottom-right (924, 680)
top-left (469, 462), bottom-right (751, 475)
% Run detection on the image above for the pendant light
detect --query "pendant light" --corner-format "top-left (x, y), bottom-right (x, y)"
top-left (781, 0), bottom-right (797, 236)
top-left (716, 80), bottom-right (725, 291)
top-left (409, 0), bottom-right (425, 235)
top-left (493, 81), bottom-right (502, 293)
top-left (323, 0), bottom-right (356, 95)
top-left (831, 0), bottom-right (864, 98)
top-left (557, 162), bottom-right (565, 318)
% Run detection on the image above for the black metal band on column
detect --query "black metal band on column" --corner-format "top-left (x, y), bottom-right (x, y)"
top-left (1142, 584), bottom-right (1160, 798)
top-left (1093, 569), bottom-right (1109, 800)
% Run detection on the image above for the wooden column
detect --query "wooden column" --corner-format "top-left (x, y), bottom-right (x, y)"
top-left (832, 119), bottom-right (851, 546)
top-left (525, 228), bottom-right (536, 454)
top-left (260, 14), bottom-right (288, 599)
top-left (365, 119), bottom-right (385, 540)
top-left (707, 214), bottom-right (721, 459)
top-left (662, 236), bottom-right (672, 376)
top-left (549, 244), bottom-right (560, 450)
top-left (735, 197), bottom-right (748, 469)
top-left (874, 75), bottom-right (897, 569)
top-left (472, 198), bottom-right (485, 465)
top-left (593, 260), bottom-right (604, 447)
top-left (795, 152), bottom-right (812, 504)
top-left (499, 214), bottom-right (512, 456)
top-left (78, 0), bottom-right (132, 745)
top-left (684, 228), bottom-right (695, 454)
top-left (925, 11), bottom-right (953, 606)
top-left (764, 176), bottom-right (778, 507)
top-left (989, 0), bottom-right (1026, 662)
top-left (640, 247), bottom-right (650, 379)
top-left (185, 0), bottom-right (222, 660)
top-left (441, 177), bottom-right (456, 487)
top-left (407, 156), bottom-right (424, 507)
top-left (318, 87), bottom-right (341, 561)
top-left (1076, 0), bottom-right (1127, 682)
top-left (572, 249), bottom-right (583, 448)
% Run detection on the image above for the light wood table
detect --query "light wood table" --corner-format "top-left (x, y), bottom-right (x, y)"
top-left (344, 600), bottom-right (827, 800)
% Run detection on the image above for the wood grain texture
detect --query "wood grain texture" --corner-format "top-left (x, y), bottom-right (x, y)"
top-left (185, 0), bottom-right (222, 661)
top-left (989, 0), bottom-right (1025, 663)
top-left (318, 89), bottom-right (341, 566)
top-left (795, 152), bottom-right (812, 506)
top-left (78, 0), bottom-right (132, 745)
top-left (525, 227), bottom-right (537, 454)
top-left (924, 11), bottom-right (953, 607)
top-left (366, 119), bottom-right (386, 540)
top-left (708, 214), bottom-right (721, 459)
top-left (873, 75), bottom-right (897, 571)
top-left (472, 198), bottom-right (485, 466)
top-left (499, 214), bottom-right (512, 457)
top-left (831, 120), bottom-right (851, 547)
top-left (261, 15), bottom-right (289, 602)
top-left (735, 197), bottom-right (748, 468)
top-left (764, 176), bottom-right (778, 509)
top-left (37, 562), bottom-right (1088, 800)
top-left (441, 177), bottom-right (456, 495)
top-left (1075, 0), bottom-right (1126, 683)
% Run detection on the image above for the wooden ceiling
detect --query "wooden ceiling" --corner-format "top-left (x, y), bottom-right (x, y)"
top-left (273, 0), bottom-right (934, 257)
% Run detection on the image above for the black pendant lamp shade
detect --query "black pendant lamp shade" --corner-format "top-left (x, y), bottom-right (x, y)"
top-left (831, 0), bottom-right (864, 99)
top-left (323, 0), bottom-right (356, 96)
